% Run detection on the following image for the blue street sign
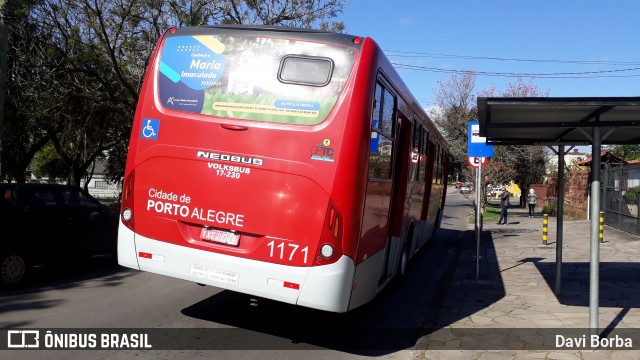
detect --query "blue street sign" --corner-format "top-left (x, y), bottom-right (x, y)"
top-left (468, 121), bottom-right (494, 157)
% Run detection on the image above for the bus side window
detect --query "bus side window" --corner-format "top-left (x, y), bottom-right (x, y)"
top-left (433, 145), bottom-right (442, 184)
top-left (419, 126), bottom-right (428, 182)
top-left (369, 81), bottom-right (395, 180)
top-left (410, 118), bottom-right (420, 182)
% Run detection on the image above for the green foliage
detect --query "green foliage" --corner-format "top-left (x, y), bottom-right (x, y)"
top-left (432, 75), bottom-right (548, 204)
top-left (32, 142), bottom-right (67, 181)
top-left (541, 204), bottom-right (557, 216)
top-left (2, 0), bottom-right (57, 182)
top-left (482, 203), bottom-right (501, 222)
top-left (623, 188), bottom-right (640, 204)
top-left (2, 0), bottom-right (348, 183)
top-left (610, 145), bottom-right (640, 161)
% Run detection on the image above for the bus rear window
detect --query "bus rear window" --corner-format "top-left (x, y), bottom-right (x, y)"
top-left (279, 56), bottom-right (333, 86)
top-left (157, 34), bottom-right (355, 125)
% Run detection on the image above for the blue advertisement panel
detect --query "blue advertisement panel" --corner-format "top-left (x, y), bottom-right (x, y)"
top-left (157, 34), bottom-right (356, 126)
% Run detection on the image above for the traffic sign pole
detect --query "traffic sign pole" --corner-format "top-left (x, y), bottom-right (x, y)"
top-left (475, 160), bottom-right (481, 279)
top-left (468, 156), bottom-right (486, 168)
top-left (467, 120), bottom-right (493, 280)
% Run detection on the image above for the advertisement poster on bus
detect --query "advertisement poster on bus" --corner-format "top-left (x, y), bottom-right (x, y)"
top-left (158, 34), bottom-right (355, 125)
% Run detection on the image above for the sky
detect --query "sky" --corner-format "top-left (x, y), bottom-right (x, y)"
top-left (339, 0), bottom-right (640, 110)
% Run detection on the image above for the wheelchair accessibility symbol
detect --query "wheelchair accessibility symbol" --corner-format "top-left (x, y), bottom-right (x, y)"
top-left (140, 118), bottom-right (159, 140)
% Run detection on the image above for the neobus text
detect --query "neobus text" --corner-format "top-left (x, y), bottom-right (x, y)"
top-left (197, 150), bottom-right (263, 166)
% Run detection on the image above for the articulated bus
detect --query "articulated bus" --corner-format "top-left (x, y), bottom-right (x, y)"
top-left (118, 25), bottom-right (450, 313)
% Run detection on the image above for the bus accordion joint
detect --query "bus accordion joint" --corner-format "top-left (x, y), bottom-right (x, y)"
top-left (313, 200), bottom-right (344, 266)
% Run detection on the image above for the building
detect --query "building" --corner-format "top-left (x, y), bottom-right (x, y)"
top-left (546, 148), bottom-right (590, 172)
top-left (28, 157), bottom-right (121, 201)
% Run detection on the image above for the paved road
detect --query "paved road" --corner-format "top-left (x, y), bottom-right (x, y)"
top-left (1, 187), bottom-right (472, 359)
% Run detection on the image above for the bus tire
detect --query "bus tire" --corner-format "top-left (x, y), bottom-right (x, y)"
top-left (396, 238), bottom-right (411, 284)
top-left (0, 253), bottom-right (28, 288)
top-left (432, 209), bottom-right (442, 236)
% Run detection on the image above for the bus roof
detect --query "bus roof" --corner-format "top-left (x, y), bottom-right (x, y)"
top-left (169, 25), bottom-right (364, 49)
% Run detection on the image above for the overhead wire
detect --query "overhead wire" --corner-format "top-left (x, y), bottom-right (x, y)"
top-left (391, 63), bottom-right (640, 78)
top-left (386, 50), bottom-right (640, 78)
top-left (385, 50), bottom-right (640, 66)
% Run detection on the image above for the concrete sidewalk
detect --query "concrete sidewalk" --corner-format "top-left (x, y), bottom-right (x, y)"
top-left (413, 204), bottom-right (640, 359)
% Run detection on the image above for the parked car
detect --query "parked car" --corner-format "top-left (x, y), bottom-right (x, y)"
top-left (460, 183), bottom-right (473, 194)
top-left (486, 184), bottom-right (501, 197)
top-left (0, 183), bottom-right (119, 287)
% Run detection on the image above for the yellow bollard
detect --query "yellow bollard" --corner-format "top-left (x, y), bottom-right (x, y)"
top-left (600, 210), bottom-right (604, 243)
top-left (542, 213), bottom-right (548, 246)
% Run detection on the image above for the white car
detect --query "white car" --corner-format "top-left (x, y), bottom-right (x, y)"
top-left (487, 185), bottom-right (501, 197)
top-left (460, 183), bottom-right (473, 194)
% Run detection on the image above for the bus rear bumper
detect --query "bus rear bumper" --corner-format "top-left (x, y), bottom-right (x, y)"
top-left (297, 255), bottom-right (355, 313)
top-left (117, 221), bottom-right (141, 270)
top-left (117, 223), bottom-right (355, 312)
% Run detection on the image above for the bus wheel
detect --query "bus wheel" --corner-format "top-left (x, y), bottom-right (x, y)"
top-left (0, 253), bottom-right (27, 287)
top-left (432, 209), bottom-right (442, 236)
top-left (397, 240), bottom-right (410, 281)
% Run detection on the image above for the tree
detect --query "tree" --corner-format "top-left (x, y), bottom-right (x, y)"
top-left (431, 75), bottom-right (548, 209)
top-left (492, 77), bottom-right (549, 206)
top-left (32, 142), bottom-right (67, 181)
top-left (609, 144), bottom-right (640, 161)
top-left (430, 70), bottom-right (477, 182)
top-left (220, 0), bottom-right (346, 31)
top-left (0, 0), bottom-right (7, 180)
top-left (7, 0), bottom-right (348, 186)
top-left (2, 0), bottom-right (61, 183)
top-left (138, 0), bottom-right (348, 30)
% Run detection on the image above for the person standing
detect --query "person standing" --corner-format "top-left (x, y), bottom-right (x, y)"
top-left (527, 188), bottom-right (538, 217)
top-left (498, 187), bottom-right (510, 225)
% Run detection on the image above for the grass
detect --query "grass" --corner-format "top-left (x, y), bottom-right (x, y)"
top-left (469, 203), bottom-right (502, 223)
top-left (483, 203), bottom-right (501, 222)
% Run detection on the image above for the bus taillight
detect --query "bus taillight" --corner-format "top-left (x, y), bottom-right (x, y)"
top-left (121, 171), bottom-right (135, 230)
top-left (313, 200), bottom-right (343, 266)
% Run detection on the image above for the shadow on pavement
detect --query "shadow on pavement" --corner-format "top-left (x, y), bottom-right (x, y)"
top-left (429, 230), bottom-right (506, 329)
top-left (0, 256), bottom-right (135, 316)
top-left (535, 261), bottom-right (640, 308)
top-left (181, 227), bottom-right (467, 355)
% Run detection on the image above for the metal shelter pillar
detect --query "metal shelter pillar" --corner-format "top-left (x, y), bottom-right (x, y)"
top-left (555, 146), bottom-right (565, 296)
top-left (589, 126), bottom-right (602, 335)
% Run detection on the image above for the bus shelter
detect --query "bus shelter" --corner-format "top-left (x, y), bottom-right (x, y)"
top-left (477, 97), bottom-right (640, 334)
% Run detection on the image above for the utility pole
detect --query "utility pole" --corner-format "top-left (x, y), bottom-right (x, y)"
top-left (0, 0), bottom-right (8, 179)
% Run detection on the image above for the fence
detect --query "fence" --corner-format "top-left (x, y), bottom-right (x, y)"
top-left (533, 170), bottom-right (589, 220)
top-left (602, 163), bottom-right (640, 235)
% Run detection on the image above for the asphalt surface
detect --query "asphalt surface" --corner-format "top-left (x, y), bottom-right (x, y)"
top-left (5, 187), bottom-right (640, 359)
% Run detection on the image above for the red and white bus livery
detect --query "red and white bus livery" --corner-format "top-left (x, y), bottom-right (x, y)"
top-left (118, 25), bottom-right (450, 313)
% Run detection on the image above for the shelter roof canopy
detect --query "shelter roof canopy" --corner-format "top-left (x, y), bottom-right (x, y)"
top-left (477, 97), bottom-right (640, 146)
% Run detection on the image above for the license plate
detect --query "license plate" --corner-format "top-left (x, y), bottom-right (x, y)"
top-left (200, 228), bottom-right (240, 246)
top-left (191, 265), bottom-right (238, 285)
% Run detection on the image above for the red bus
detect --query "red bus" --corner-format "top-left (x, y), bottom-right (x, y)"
top-left (118, 25), bottom-right (450, 313)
